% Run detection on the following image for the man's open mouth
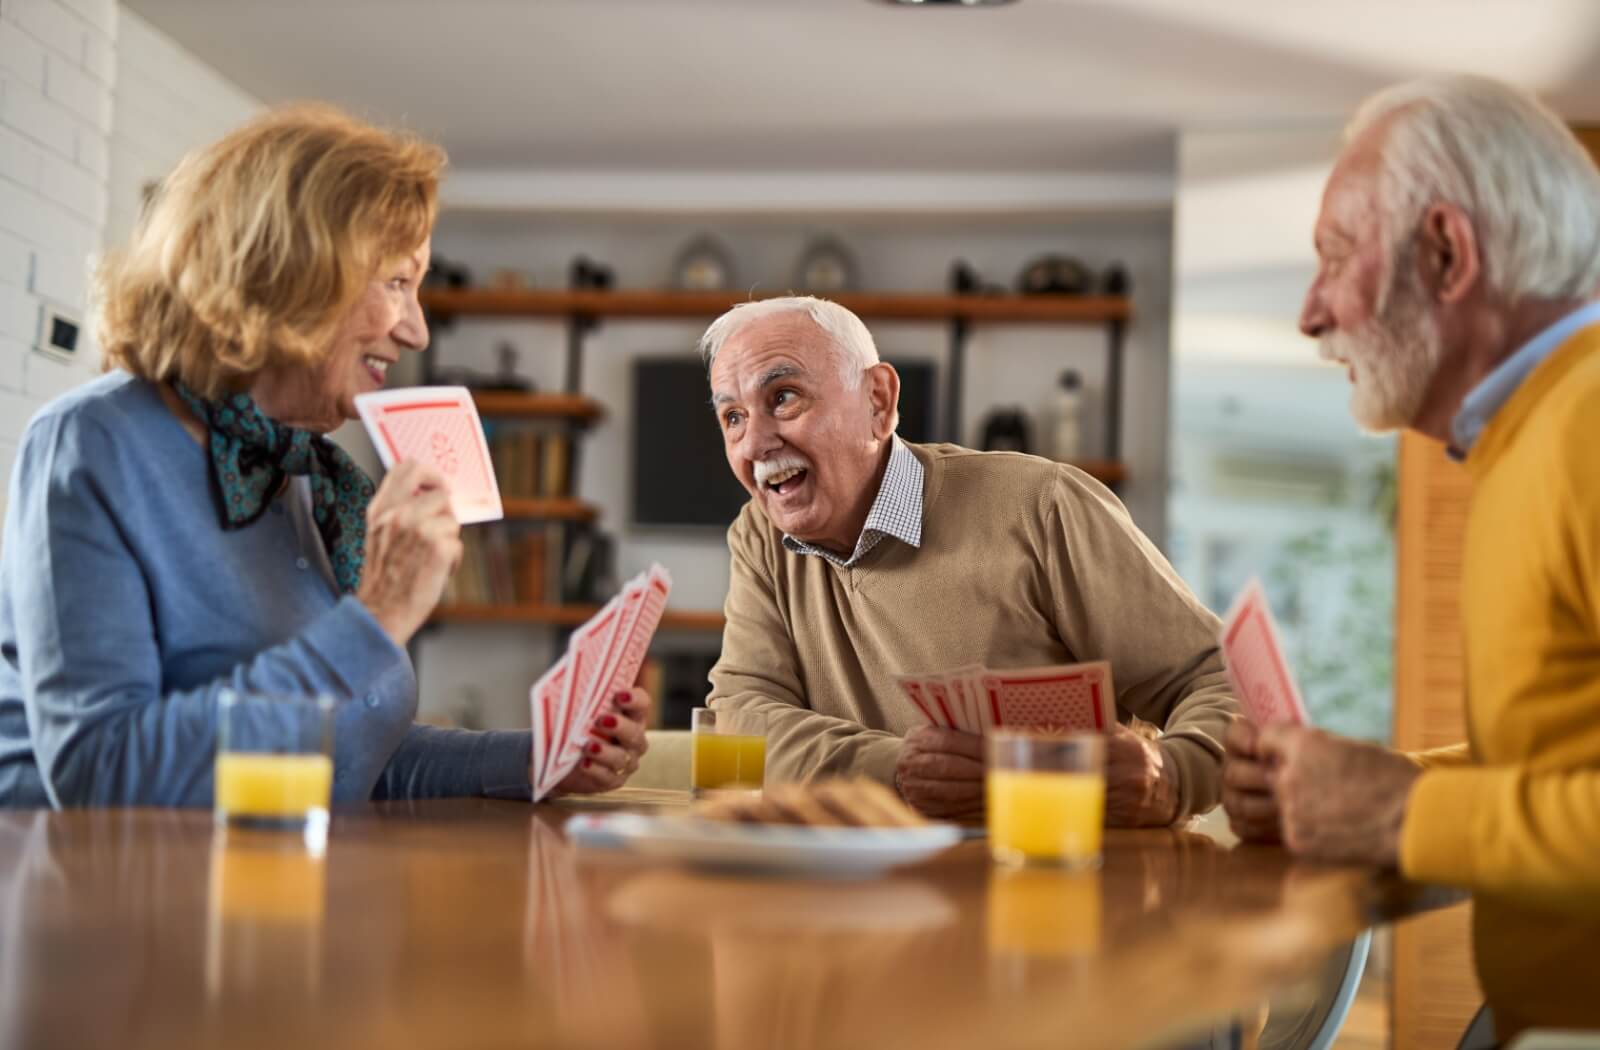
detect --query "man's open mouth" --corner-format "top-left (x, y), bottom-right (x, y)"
top-left (764, 466), bottom-right (809, 496)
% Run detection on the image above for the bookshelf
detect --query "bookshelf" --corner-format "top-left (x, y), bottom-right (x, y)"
top-left (501, 498), bottom-right (597, 523)
top-left (422, 285), bottom-right (1135, 479)
top-left (422, 288), bottom-right (1130, 325)
top-left (422, 283), bottom-right (1134, 635)
top-left (471, 390), bottom-right (604, 423)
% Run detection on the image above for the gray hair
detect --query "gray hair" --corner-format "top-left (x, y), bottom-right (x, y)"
top-left (698, 295), bottom-right (880, 386)
top-left (1346, 74), bottom-right (1600, 302)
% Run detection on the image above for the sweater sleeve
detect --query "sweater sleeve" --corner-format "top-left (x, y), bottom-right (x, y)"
top-left (9, 408), bottom-right (415, 808)
top-left (706, 512), bottom-right (902, 786)
top-left (1041, 466), bottom-right (1242, 817)
top-left (373, 725), bottom-right (533, 800)
top-left (1402, 766), bottom-right (1600, 914)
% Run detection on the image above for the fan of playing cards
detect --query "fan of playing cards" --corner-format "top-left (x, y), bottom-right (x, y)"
top-left (529, 564), bottom-right (673, 799)
top-left (897, 661), bottom-right (1116, 734)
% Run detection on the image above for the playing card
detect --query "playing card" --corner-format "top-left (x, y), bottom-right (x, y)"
top-left (552, 595), bottom-right (627, 789)
top-left (529, 658), bottom-right (570, 795)
top-left (923, 676), bottom-right (959, 730)
top-left (984, 662), bottom-right (1114, 733)
top-left (1220, 579), bottom-right (1309, 727)
top-left (354, 385), bottom-right (503, 524)
top-left (894, 675), bottom-right (939, 726)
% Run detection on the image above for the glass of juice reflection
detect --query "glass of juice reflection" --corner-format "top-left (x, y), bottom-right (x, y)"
top-left (690, 707), bottom-right (767, 797)
top-left (214, 691), bottom-right (335, 850)
top-left (986, 731), bottom-right (1105, 870)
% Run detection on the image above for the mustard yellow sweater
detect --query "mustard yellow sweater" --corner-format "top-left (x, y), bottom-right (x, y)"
top-left (708, 443), bottom-right (1241, 818)
top-left (1400, 327), bottom-right (1600, 1034)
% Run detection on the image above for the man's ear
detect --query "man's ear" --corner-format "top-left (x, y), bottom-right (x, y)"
top-left (1418, 202), bottom-right (1480, 304)
top-left (866, 362), bottom-right (900, 441)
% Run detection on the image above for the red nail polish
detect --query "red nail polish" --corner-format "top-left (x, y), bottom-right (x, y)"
top-left (588, 742), bottom-right (601, 754)
top-left (613, 691), bottom-right (630, 703)
top-left (583, 759), bottom-right (592, 769)
top-left (601, 715), bottom-right (618, 728)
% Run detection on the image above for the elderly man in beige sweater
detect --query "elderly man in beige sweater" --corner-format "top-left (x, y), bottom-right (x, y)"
top-left (701, 296), bottom-right (1239, 825)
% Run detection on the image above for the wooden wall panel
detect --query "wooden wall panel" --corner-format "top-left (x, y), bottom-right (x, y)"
top-left (1391, 432), bottom-right (1482, 1050)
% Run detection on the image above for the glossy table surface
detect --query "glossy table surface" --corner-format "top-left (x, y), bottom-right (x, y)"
top-left (0, 793), bottom-right (1457, 1050)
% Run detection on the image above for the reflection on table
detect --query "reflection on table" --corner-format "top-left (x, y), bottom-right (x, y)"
top-left (0, 797), bottom-right (1458, 1050)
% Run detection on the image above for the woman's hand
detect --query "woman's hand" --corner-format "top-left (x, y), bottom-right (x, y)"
top-left (356, 461), bottom-right (462, 648)
top-left (551, 688), bottom-right (654, 796)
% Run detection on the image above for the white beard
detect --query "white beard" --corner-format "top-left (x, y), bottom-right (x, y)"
top-left (1319, 260), bottom-right (1445, 433)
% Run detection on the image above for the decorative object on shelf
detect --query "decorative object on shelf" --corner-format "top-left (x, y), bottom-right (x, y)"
top-left (979, 407), bottom-right (1032, 454)
top-left (1017, 254), bottom-right (1093, 296)
top-left (569, 255), bottom-right (614, 291)
top-left (1101, 262), bottom-right (1131, 296)
top-left (432, 341), bottom-right (534, 392)
top-left (671, 235), bottom-right (737, 291)
top-left (949, 259), bottom-right (1006, 296)
top-left (793, 235), bottom-right (859, 292)
top-left (1050, 369), bottom-right (1084, 461)
top-left (488, 268), bottom-right (533, 291)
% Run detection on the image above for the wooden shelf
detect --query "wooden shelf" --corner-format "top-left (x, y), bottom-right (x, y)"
top-left (430, 604), bottom-right (726, 632)
top-left (423, 288), bottom-right (1130, 325)
top-left (1063, 459), bottom-right (1128, 485)
top-left (471, 390), bottom-right (604, 423)
top-left (499, 498), bottom-right (597, 523)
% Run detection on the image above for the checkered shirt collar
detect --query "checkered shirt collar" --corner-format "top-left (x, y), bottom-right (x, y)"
top-left (781, 437), bottom-right (924, 568)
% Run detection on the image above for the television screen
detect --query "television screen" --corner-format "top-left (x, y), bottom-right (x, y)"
top-left (632, 356), bottom-right (937, 528)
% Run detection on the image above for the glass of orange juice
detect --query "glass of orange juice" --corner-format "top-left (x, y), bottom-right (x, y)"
top-left (214, 691), bottom-right (335, 851)
top-left (689, 707), bottom-right (767, 798)
top-left (986, 731), bottom-right (1105, 870)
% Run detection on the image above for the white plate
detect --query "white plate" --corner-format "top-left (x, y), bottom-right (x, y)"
top-left (564, 813), bottom-right (962, 879)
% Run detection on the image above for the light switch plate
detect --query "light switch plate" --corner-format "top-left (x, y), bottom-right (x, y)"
top-left (35, 304), bottom-right (80, 362)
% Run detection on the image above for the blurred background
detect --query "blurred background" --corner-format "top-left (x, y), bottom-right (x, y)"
top-left (4, 2), bottom-right (1600, 1043)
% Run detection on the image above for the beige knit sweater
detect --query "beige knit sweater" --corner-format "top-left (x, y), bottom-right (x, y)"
top-left (708, 443), bottom-right (1241, 818)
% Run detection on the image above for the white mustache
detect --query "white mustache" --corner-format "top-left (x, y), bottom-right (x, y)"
top-left (753, 454), bottom-right (810, 486)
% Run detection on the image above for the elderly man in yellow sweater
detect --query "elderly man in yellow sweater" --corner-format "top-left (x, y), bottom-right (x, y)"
top-left (700, 295), bottom-right (1240, 826)
top-left (1222, 75), bottom-right (1600, 1038)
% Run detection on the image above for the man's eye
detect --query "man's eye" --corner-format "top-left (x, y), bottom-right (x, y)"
top-left (723, 411), bottom-right (743, 428)
top-left (774, 389), bottom-right (798, 408)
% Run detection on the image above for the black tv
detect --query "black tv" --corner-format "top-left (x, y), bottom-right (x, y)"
top-left (631, 356), bottom-right (936, 528)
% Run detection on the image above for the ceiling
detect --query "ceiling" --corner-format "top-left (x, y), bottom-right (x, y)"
top-left (126, 0), bottom-right (1600, 177)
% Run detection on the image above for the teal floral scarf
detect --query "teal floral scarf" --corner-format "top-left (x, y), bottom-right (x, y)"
top-left (175, 383), bottom-right (374, 594)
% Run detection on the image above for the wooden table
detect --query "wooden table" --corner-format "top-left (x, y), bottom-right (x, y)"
top-left (0, 794), bottom-right (1458, 1050)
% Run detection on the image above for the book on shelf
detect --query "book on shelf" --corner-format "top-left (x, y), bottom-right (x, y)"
top-left (486, 424), bottom-right (572, 500)
top-left (442, 524), bottom-right (558, 606)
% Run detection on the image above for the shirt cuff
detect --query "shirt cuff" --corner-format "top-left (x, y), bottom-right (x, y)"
top-left (1159, 734), bottom-right (1223, 819)
top-left (1400, 765), bottom-right (1512, 886)
top-left (477, 730), bottom-right (534, 800)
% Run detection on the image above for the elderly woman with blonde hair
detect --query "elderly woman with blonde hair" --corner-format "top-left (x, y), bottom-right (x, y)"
top-left (0, 105), bottom-right (649, 807)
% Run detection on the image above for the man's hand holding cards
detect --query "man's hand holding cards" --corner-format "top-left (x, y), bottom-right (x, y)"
top-left (895, 661), bottom-right (1115, 734)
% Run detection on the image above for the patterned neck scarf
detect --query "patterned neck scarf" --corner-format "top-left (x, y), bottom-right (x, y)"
top-left (174, 383), bottom-right (374, 594)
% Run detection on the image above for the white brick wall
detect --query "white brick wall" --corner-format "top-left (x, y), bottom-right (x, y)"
top-left (0, 0), bottom-right (260, 538)
top-left (104, 10), bottom-right (259, 248)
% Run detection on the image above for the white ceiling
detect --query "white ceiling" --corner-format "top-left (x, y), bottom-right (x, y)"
top-left (125, 0), bottom-right (1600, 177)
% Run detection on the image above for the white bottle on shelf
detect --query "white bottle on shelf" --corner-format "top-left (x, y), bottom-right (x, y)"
top-left (1051, 369), bottom-right (1084, 461)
